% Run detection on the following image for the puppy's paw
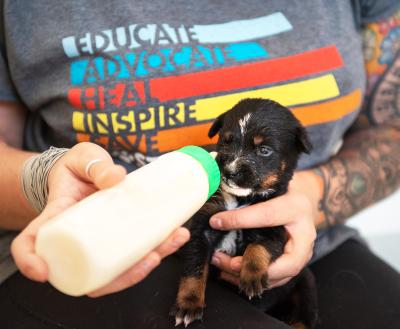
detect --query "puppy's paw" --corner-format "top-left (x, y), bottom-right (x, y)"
top-left (239, 265), bottom-right (269, 299)
top-left (170, 302), bottom-right (204, 327)
top-left (239, 243), bottom-right (271, 299)
top-left (172, 273), bottom-right (208, 326)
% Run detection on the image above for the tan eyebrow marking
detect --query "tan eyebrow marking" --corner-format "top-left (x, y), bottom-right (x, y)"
top-left (253, 136), bottom-right (264, 145)
top-left (280, 161), bottom-right (287, 172)
top-left (223, 131), bottom-right (233, 140)
top-left (261, 173), bottom-right (279, 189)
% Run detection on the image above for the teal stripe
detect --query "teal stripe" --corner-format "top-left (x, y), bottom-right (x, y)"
top-left (70, 42), bottom-right (268, 85)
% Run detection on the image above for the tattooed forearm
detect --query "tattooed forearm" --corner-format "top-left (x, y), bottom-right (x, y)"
top-left (356, 9), bottom-right (400, 129)
top-left (314, 127), bottom-right (400, 227)
top-left (314, 11), bottom-right (400, 228)
top-left (366, 50), bottom-right (400, 127)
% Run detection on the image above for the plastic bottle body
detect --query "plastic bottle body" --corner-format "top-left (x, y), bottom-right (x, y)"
top-left (35, 150), bottom-right (214, 296)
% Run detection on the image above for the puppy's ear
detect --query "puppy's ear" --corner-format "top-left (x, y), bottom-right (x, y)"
top-left (208, 112), bottom-right (226, 138)
top-left (296, 126), bottom-right (312, 154)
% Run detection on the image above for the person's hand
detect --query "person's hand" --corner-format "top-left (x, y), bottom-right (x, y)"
top-left (209, 171), bottom-right (321, 288)
top-left (11, 142), bottom-right (190, 296)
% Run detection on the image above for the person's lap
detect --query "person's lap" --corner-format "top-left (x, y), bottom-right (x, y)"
top-left (0, 255), bottom-right (289, 329)
top-left (0, 239), bottom-right (399, 329)
top-left (310, 239), bottom-right (400, 329)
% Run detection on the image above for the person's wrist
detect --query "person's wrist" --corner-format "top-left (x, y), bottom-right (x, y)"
top-left (13, 148), bottom-right (40, 221)
top-left (21, 146), bottom-right (69, 213)
top-left (291, 170), bottom-right (325, 228)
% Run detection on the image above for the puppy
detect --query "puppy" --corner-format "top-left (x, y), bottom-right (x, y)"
top-left (170, 98), bottom-right (318, 328)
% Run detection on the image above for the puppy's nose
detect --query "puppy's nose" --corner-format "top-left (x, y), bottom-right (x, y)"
top-left (224, 170), bottom-right (240, 180)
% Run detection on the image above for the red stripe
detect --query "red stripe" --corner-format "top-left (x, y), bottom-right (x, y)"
top-left (149, 45), bottom-right (343, 102)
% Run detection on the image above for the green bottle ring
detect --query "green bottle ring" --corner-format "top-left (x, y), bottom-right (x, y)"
top-left (177, 146), bottom-right (221, 199)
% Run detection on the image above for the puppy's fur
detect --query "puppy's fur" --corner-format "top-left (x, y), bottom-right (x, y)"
top-left (171, 99), bottom-right (318, 328)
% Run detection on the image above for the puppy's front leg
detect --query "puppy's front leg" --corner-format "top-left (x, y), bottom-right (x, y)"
top-left (171, 203), bottom-right (225, 327)
top-left (173, 258), bottom-right (209, 327)
top-left (172, 228), bottom-right (211, 327)
top-left (240, 227), bottom-right (287, 299)
top-left (239, 243), bottom-right (272, 299)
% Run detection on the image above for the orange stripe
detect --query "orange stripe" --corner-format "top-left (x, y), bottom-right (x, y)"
top-left (76, 133), bottom-right (90, 143)
top-left (154, 89), bottom-right (362, 153)
top-left (292, 89), bottom-right (362, 126)
top-left (155, 123), bottom-right (218, 153)
top-left (76, 133), bottom-right (146, 152)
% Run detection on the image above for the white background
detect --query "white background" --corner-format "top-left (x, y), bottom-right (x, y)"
top-left (347, 189), bottom-right (400, 271)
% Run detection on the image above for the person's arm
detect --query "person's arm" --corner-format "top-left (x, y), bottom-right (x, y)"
top-left (209, 10), bottom-right (400, 287)
top-left (313, 127), bottom-right (399, 228)
top-left (0, 101), bottom-right (38, 229)
top-left (0, 100), bottom-right (189, 296)
top-left (313, 11), bottom-right (400, 227)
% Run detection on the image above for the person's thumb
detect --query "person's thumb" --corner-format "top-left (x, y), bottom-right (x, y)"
top-left (66, 143), bottom-right (127, 190)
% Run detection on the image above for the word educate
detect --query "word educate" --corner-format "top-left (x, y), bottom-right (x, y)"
top-left (62, 13), bottom-right (292, 58)
top-left (63, 24), bottom-right (199, 58)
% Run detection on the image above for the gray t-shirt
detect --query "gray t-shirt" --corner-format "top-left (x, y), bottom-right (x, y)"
top-left (0, 0), bottom-right (399, 284)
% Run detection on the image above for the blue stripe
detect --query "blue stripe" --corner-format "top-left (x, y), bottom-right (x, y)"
top-left (192, 12), bottom-right (292, 44)
top-left (70, 42), bottom-right (269, 85)
top-left (225, 43), bottom-right (269, 61)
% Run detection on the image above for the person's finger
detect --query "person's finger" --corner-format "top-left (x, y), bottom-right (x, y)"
top-left (11, 232), bottom-right (47, 282)
top-left (220, 271), bottom-right (240, 287)
top-left (209, 193), bottom-right (309, 230)
top-left (231, 256), bottom-right (242, 272)
top-left (211, 252), bottom-right (242, 274)
top-left (268, 277), bottom-right (291, 289)
top-left (267, 232), bottom-right (314, 281)
top-left (67, 142), bottom-right (127, 190)
top-left (10, 198), bottom-right (75, 282)
top-left (87, 251), bottom-right (161, 297)
top-left (153, 227), bottom-right (190, 259)
top-left (86, 160), bottom-right (127, 190)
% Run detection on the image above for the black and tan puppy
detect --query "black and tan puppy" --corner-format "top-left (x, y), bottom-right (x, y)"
top-left (170, 98), bottom-right (318, 328)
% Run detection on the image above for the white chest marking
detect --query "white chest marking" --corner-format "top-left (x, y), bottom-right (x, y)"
top-left (216, 191), bottom-right (247, 255)
top-left (216, 230), bottom-right (242, 256)
top-left (222, 191), bottom-right (239, 210)
top-left (221, 190), bottom-right (249, 210)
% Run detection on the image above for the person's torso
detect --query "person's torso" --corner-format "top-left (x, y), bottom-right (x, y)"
top-left (4, 0), bottom-right (366, 170)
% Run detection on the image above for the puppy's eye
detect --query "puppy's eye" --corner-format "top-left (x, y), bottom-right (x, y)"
top-left (258, 145), bottom-right (273, 157)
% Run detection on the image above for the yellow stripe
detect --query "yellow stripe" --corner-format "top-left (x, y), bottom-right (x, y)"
top-left (72, 112), bottom-right (85, 132)
top-left (192, 74), bottom-right (340, 121)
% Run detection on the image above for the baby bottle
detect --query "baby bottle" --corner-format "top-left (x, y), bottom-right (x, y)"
top-left (35, 146), bottom-right (220, 296)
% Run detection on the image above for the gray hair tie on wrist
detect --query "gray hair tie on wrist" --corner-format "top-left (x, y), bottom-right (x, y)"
top-left (21, 146), bottom-right (69, 213)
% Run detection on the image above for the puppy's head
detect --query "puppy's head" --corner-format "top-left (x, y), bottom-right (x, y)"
top-left (208, 98), bottom-right (312, 197)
